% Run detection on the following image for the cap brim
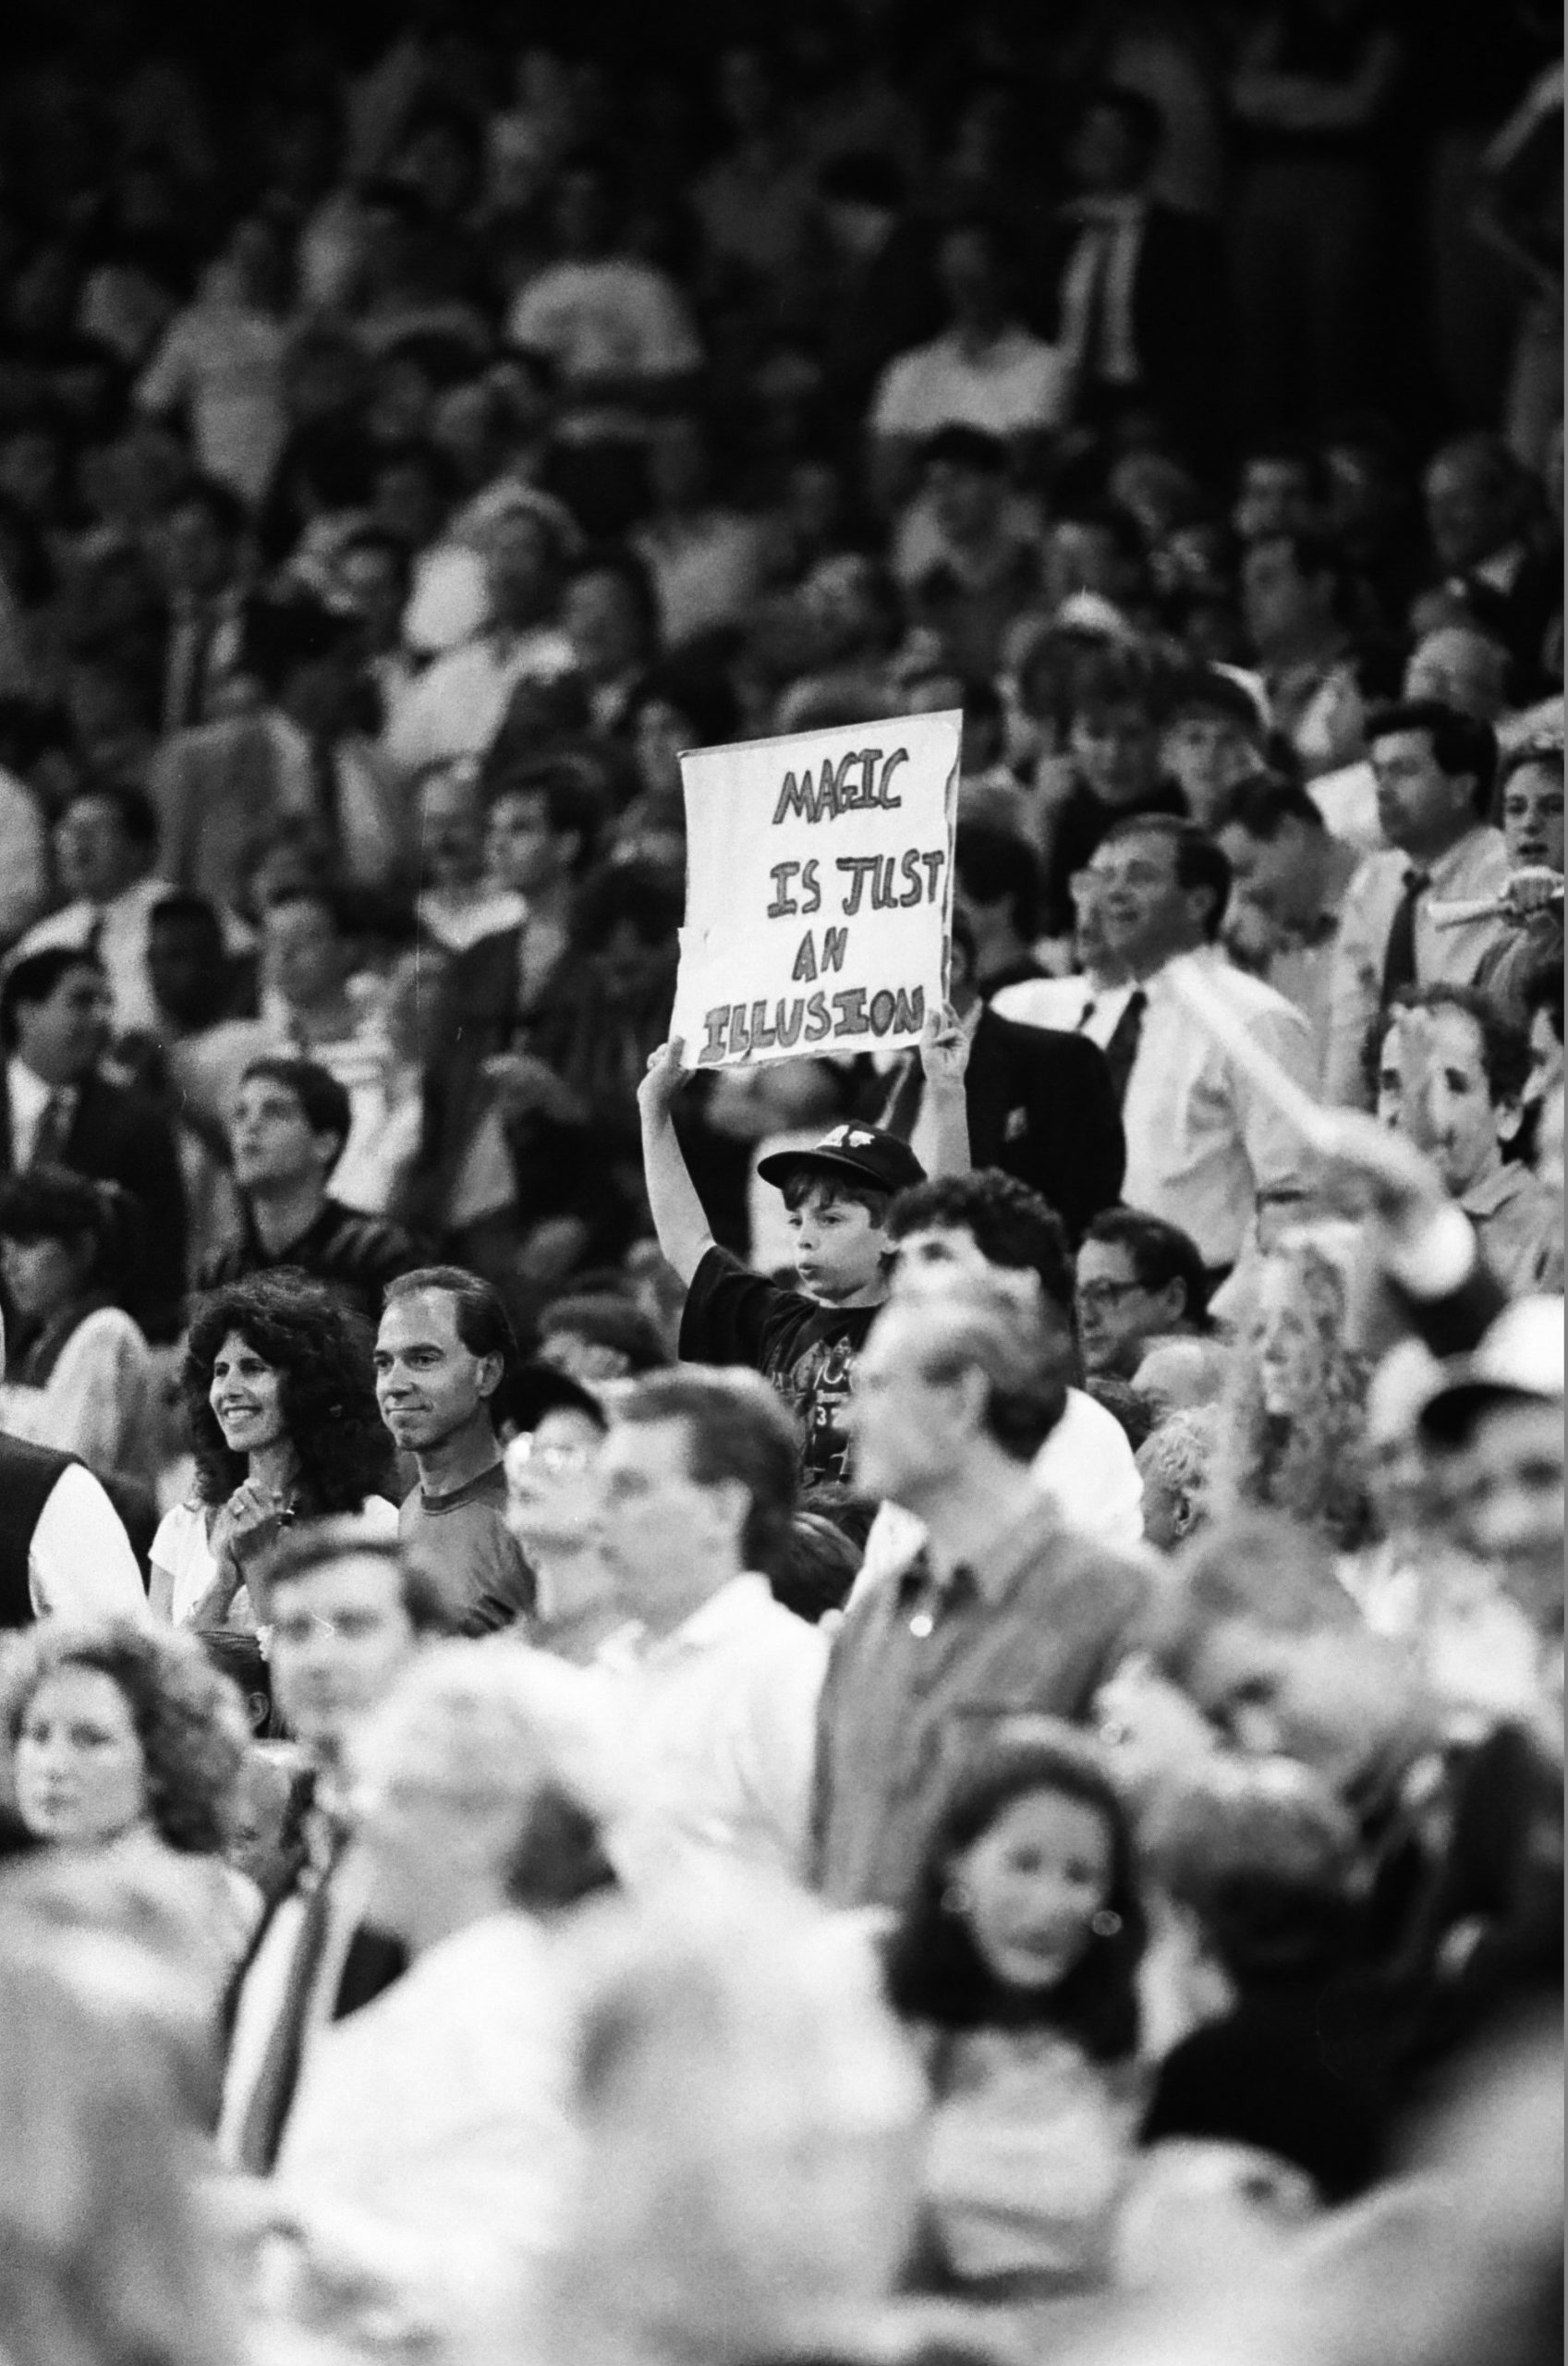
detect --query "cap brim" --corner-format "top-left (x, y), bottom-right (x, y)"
top-left (757, 1146), bottom-right (886, 1190)
top-left (1419, 1376), bottom-right (1553, 1447)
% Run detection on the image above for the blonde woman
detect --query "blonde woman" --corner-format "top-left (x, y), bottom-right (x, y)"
top-left (1211, 1233), bottom-right (1371, 1552)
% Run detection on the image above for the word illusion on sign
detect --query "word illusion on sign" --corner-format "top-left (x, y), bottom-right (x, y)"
top-left (671, 710), bottom-right (959, 1069)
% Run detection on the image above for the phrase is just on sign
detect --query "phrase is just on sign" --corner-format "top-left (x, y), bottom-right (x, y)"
top-left (671, 709), bottom-right (960, 1069)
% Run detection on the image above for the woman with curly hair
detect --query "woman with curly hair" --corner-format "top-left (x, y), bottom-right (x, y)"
top-left (152, 1270), bottom-right (397, 1632)
top-left (0, 1617), bottom-right (261, 1998)
top-left (1210, 1231), bottom-right (1371, 1552)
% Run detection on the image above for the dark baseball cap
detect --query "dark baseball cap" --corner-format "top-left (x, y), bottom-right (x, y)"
top-left (757, 1122), bottom-right (926, 1198)
top-left (1418, 1297), bottom-right (1564, 1448)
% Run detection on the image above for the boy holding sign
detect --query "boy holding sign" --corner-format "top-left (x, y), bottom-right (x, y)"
top-left (638, 1025), bottom-right (969, 1486)
top-left (638, 704), bottom-right (967, 1483)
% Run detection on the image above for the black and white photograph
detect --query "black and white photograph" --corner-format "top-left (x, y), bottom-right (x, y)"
top-left (0, 2), bottom-right (1560, 2361)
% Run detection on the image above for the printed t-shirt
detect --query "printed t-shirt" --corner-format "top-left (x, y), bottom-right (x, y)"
top-left (679, 1246), bottom-right (880, 1487)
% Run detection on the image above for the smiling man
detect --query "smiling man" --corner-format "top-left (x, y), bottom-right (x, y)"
top-left (374, 1268), bottom-right (533, 1635)
top-left (1375, 990), bottom-right (1560, 1299)
top-left (13, 783), bottom-right (171, 1034)
top-left (1086, 815), bottom-right (1319, 1281)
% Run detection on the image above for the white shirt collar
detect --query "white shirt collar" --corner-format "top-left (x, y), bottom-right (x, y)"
top-left (639, 1573), bottom-right (774, 1666)
top-left (1070, 193), bottom-right (1149, 228)
top-left (1139, 941), bottom-right (1223, 1000)
top-left (1425, 826), bottom-right (1502, 896)
top-left (7, 1056), bottom-right (55, 1128)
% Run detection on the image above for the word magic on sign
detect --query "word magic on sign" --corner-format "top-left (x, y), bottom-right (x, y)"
top-left (670, 710), bottom-right (960, 1069)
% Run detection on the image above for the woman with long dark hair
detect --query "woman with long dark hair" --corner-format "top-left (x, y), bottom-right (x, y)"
top-left (151, 1269), bottom-right (396, 1631)
top-left (885, 1725), bottom-right (1146, 2305)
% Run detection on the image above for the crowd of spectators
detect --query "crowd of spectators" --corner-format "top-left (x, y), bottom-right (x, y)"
top-left (0, 4), bottom-right (1562, 2365)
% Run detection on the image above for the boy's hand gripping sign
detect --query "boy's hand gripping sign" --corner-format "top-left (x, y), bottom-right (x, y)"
top-left (671, 710), bottom-right (960, 1069)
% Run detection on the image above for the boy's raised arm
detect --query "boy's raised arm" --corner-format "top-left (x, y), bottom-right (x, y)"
top-left (638, 1040), bottom-right (717, 1287)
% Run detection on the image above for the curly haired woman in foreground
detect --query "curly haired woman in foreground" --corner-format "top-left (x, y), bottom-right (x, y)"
top-left (0, 1617), bottom-right (261, 1998)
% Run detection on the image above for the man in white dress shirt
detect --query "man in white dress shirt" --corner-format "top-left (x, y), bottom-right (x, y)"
top-left (383, 505), bottom-right (577, 776)
top-left (1217, 775), bottom-right (1363, 1089)
top-left (593, 1368), bottom-right (829, 1890)
top-left (14, 784), bottom-right (175, 1036)
top-left (1091, 814), bottom-right (1319, 1278)
top-left (991, 865), bottom-right (1137, 1048)
top-left (0, 1307), bottom-right (145, 1624)
top-left (849, 1175), bottom-right (1148, 1604)
top-left (870, 218), bottom-right (1066, 504)
top-left (1326, 701), bottom-right (1511, 1107)
top-left (0, 761), bottom-right (49, 946)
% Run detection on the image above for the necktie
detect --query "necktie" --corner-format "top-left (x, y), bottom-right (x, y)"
top-left (1076, 226), bottom-right (1114, 389)
top-left (310, 735), bottom-right (344, 857)
top-left (1101, 987), bottom-right (1148, 1108)
top-left (1380, 868), bottom-right (1430, 1005)
top-left (165, 607), bottom-right (214, 735)
top-left (233, 1812), bottom-right (346, 2176)
top-left (30, 1090), bottom-right (75, 1170)
top-left (880, 1048), bottom-right (926, 1142)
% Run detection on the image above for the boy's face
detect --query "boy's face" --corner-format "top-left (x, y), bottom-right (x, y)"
top-left (1161, 710), bottom-right (1257, 826)
top-left (784, 1178), bottom-right (887, 1307)
top-left (1071, 702), bottom-right (1158, 807)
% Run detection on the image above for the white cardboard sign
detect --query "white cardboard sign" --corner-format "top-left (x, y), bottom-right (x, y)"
top-left (671, 709), bottom-right (960, 1069)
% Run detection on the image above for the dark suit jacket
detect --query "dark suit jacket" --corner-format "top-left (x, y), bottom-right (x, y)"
top-left (399, 924), bottom-right (529, 1238)
top-left (402, 924), bottom-right (675, 1261)
top-left (0, 1067), bottom-right (188, 1341)
top-left (1364, 1720), bottom-right (1563, 2095)
top-left (883, 1007), bottom-right (1124, 1244)
top-left (399, 925), bottom-right (602, 1243)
